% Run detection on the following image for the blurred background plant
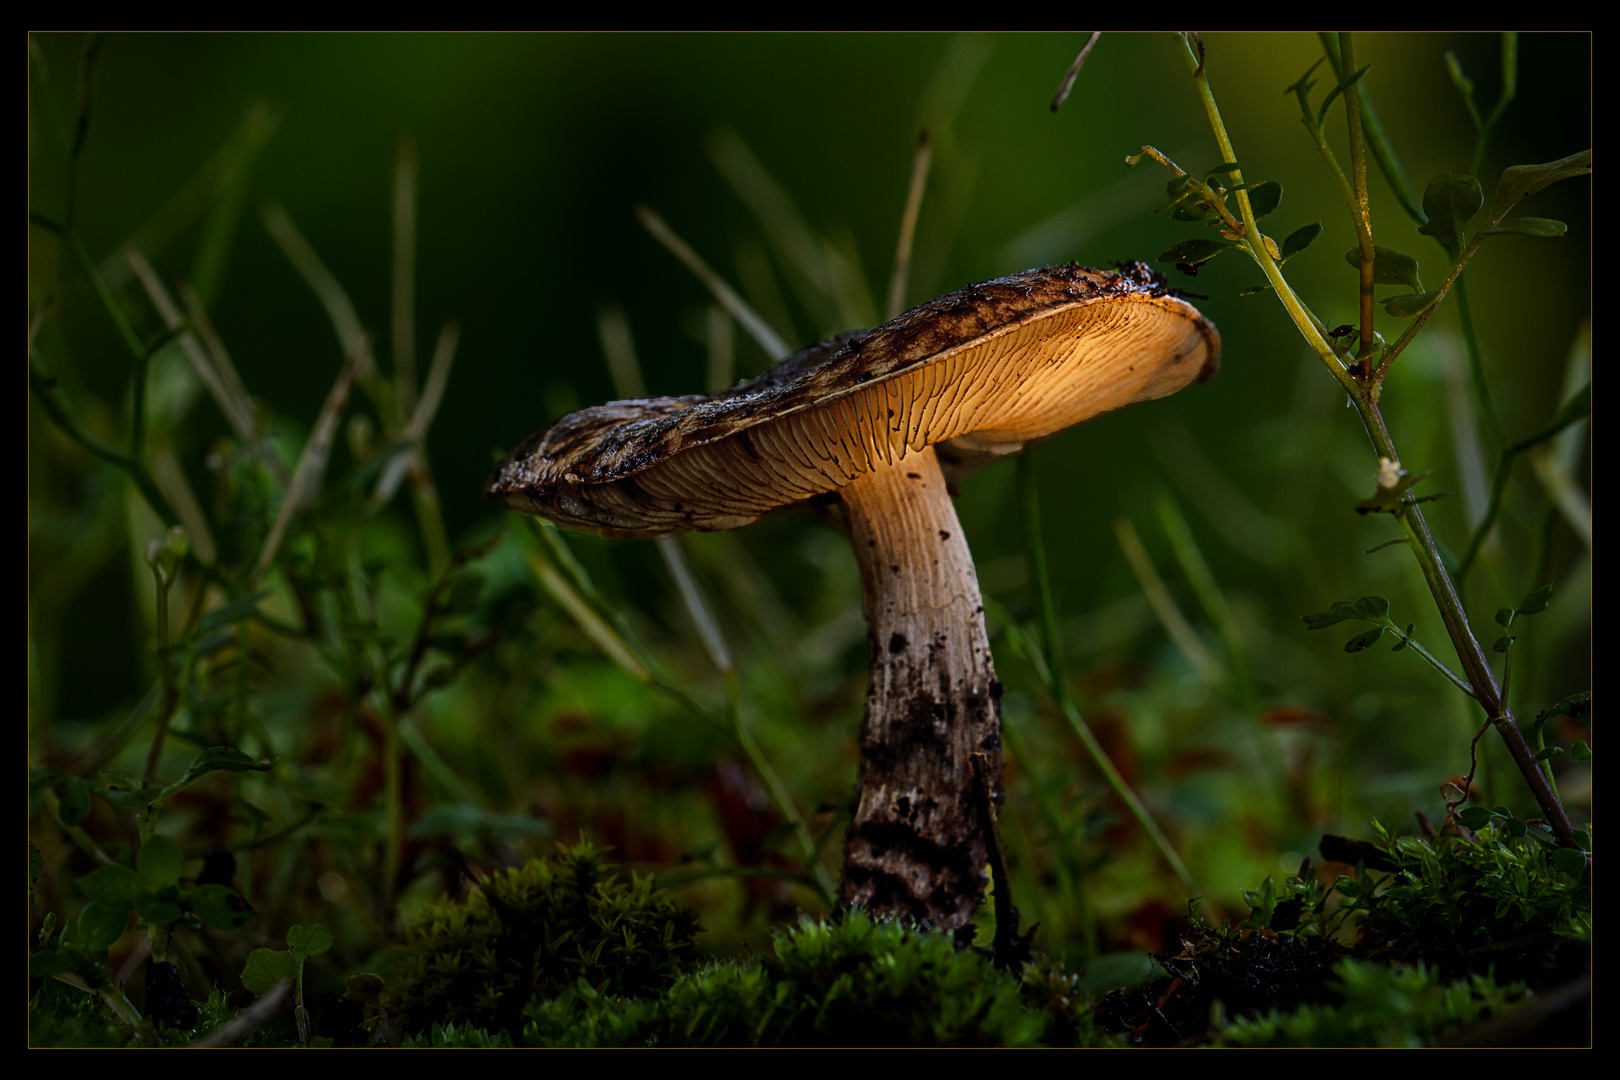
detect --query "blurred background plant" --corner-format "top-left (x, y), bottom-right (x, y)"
top-left (28, 31), bottom-right (1589, 1043)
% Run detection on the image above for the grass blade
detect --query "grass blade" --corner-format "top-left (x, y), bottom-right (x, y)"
top-left (885, 131), bottom-right (932, 320)
top-left (636, 204), bottom-right (791, 360)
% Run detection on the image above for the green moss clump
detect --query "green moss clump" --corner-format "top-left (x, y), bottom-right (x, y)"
top-left (1346, 820), bottom-right (1590, 984)
top-left (386, 841), bottom-right (701, 1035)
top-left (1216, 961), bottom-right (1526, 1048)
top-left (522, 911), bottom-right (1108, 1047)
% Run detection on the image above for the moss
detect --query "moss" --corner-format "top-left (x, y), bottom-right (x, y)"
top-left (1216, 961), bottom-right (1527, 1048)
top-left (385, 840), bottom-right (701, 1035)
top-left (522, 911), bottom-right (1113, 1047)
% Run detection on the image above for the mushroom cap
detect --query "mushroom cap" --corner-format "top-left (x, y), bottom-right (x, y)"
top-left (487, 262), bottom-right (1219, 538)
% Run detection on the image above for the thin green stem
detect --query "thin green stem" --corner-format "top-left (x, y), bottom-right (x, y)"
top-left (1058, 700), bottom-right (1198, 896)
top-left (1017, 455), bottom-right (1061, 684)
top-left (141, 566), bottom-right (177, 787)
top-left (998, 710), bottom-right (1093, 957)
top-left (1472, 33), bottom-right (1519, 180)
top-left (1339, 33), bottom-right (1377, 370)
top-left (1390, 625), bottom-right (1478, 699)
top-left (1318, 32), bottom-right (1426, 225)
top-left (1011, 458), bottom-right (1200, 897)
top-left (1373, 232), bottom-right (1487, 383)
top-left (28, 355), bottom-right (175, 527)
top-left (1177, 40), bottom-right (1355, 395)
top-left (1452, 278), bottom-right (1506, 447)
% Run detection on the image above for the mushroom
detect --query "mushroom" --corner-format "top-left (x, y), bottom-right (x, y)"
top-left (487, 261), bottom-right (1219, 931)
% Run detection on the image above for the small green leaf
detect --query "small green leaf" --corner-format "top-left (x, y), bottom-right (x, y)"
top-left (287, 923), bottom-right (334, 960)
top-left (1456, 806), bottom-right (1495, 830)
top-left (1351, 596), bottom-right (1391, 620)
top-left (1490, 150), bottom-right (1592, 223)
top-left (1237, 284), bottom-right (1273, 297)
top-left (188, 884), bottom-right (257, 930)
top-left (1079, 952), bottom-right (1158, 995)
top-left (59, 777), bottom-right (91, 826)
top-left (1303, 595), bottom-right (1390, 630)
top-left (1345, 627), bottom-right (1386, 652)
top-left (1573, 830), bottom-right (1591, 851)
top-left (1492, 635), bottom-right (1514, 653)
top-left (1494, 606), bottom-right (1515, 628)
top-left (1157, 238), bottom-right (1235, 266)
top-left (1484, 216), bottom-right (1567, 237)
top-left (1169, 190), bottom-right (1228, 225)
top-left (1551, 848), bottom-right (1587, 876)
top-left (1204, 161), bottom-right (1244, 178)
top-left (1243, 180), bottom-right (1283, 218)
top-left (181, 746), bottom-right (273, 785)
top-left (242, 947), bottom-right (297, 996)
top-left (1571, 740), bottom-right (1592, 761)
top-left (1381, 291), bottom-right (1441, 319)
top-left (137, 835), bottom-right (184, 891)
top-left (1502, 816), bottom-right (1528, 838)
top-left (78, 865), bottom-right (141, 907)
top-left (1532, 746), bottom-right (1563, 762)
top-left (1416, 173), bottom-right (1483, 253)
top-left (1536, 691), bottom-right (1590, 725)
top-left (1281, 222), bottom-right (1323, 260)
top-left (30, 841), bottom-right (44, 886)
top-left (79, 902), bottom-right (129, 952)
top-left (1344, 245), bottom-right (1424, 290)
top-left (1517, 584), bottom-right (1555, 615)
top-left (134, 894), bottom-right (184, 926)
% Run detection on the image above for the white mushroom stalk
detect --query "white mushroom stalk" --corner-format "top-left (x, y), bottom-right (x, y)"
top-left (836, 444), bottom-right (1000, 926)
top-left (487, 262), bottom-right (1219, 931)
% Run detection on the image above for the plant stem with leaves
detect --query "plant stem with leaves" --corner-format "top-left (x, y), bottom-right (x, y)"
top-left (1166, 32), bottom-right (1579, 847)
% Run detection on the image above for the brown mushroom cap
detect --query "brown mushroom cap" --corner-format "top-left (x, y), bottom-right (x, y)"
top-left (486, 262), bottom-right (1218, 536)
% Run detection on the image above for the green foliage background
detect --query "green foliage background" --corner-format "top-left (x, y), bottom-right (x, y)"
top-left (28, 31), bottom-right (1590, 1028)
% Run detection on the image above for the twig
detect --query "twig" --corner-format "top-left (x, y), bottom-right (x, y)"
top-left (252, 340), bottom-right (367, 582)
top-left (636, 204), bottom-right (791, 360)
top-left (188, 979), bottom-right (291, 1048)
top-left (1049, 32), bottom-right (1101, 112)
top-left (123, 247), bottom-right (260, 446)
top-left (1444, 714), bottom-right (1496, 822)
top-left (372, 321), bottom-right (459, 507)
top-left (260, 202), bottom-right (370, 375)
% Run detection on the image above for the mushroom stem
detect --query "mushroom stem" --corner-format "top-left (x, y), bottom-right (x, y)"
top-left (837, 444), bottom-right (1001, 931)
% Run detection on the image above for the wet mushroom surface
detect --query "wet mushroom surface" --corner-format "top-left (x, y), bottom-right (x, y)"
top-left (488, 261), bottom-right (1219, 930)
